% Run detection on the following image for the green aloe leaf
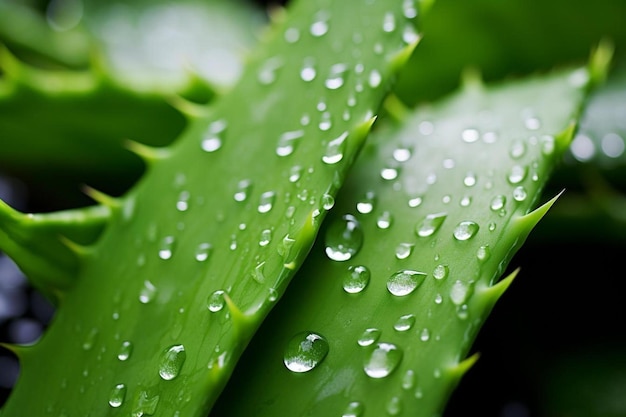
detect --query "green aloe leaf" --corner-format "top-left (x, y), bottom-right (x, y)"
top-left (212, 58), bottom-right (601, 416)
top-left (0, 0), bottom-right (424, 415)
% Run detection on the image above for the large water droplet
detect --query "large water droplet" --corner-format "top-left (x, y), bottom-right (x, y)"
top-left (507, 165), bottom-right (528, 184)
top-left (258, 191), bottom-right (276, 213)
top-left (207, 290), bottom-right (225, 312)
top-left (322, 131), bottom-right (348, 164)
top-left (234, 179), bottom-right (252, 202)
top-left (201, 119), bottom-right (227, 152)
top-left (159, 344), bottom-right (186, 381)
top-left (195, 242), bottom-right (212, 262)
top-left (363, 342), bottom-right (403, 378)
top-left (433, 264), bottom-right (449, 280)
top-left (310, 15), bottom-right (329, 37)
top-left (300, 59), bottom-right (316, 82)
top-left (324, 214), bottom-right (363, 261)
top-left (450, 280), bottom-right (472, 305)
top-left (357, 328), bottom-right (381, 347)
top-left (325, 63), bottom-right (349, 90)
top-left (139, 280), bottom-right (157, 304)
top-left (461, 128), bottom-right (479, 143)
top-left (117, 340), bottom-right (133, 361)
top-left (283, 331), bottom-right (329, 373)
top-left (395, 243), bottom-right (413, 260)
top-left (158, 236), bottom-right (175, 260)
top-left (356, 191), bottom-right (376, 214)
top-left (387, 270), bottom-right (426, 296)
top-left (343, 265), bottom-right (370, 294)
top-left (453, 221), bottom-right (479, 241)
top-left (259, 229), bottom-right (272, 247)
top-left (342, 401), bottom-right (364, 417)
top-left (394, 314), bottom-right (415, 332)
top-left (276, 130), bottom-right (304, 157)
top-left (490, 195), bottom-right (507, 212)
top-left (108, 383), bottom-right (126, 408)
top-left (416, 212), bottom-right (447, 237)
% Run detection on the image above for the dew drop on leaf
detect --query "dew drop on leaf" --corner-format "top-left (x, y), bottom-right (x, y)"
top-left (195, 242), bottom-right (212, 262)
top-left (343, 265), bottom-right (370, 294)
top-left (159, 344), bottom-right (186, 381)
top-left (201, 119), bottom-right (227, 152)
top-left (357, 328), bottom-right (381, 347)
top-left (158, 236), bottom-right (175, 260)
top-left (402, 369), bottom-right (416, 390)
top-left (139, 280), bottom-right (157, 304)
top-left (450, 280), bottom-right (472, 305)
top-left (363, 342), bottom-right (403, 378)
top-left (342, 401), bottom-right (364, 417)
top-left (325, 63), bottom-right (349, 90)
top-left (132, 390), bottom-right (159, 417)
top-left (416, 212), bottom-right (446, 237)
top-left (356, 191), bottom-right (376, 214)
top-left (234, 179), bottom-right (252, 202)
top-left (276, 130), bottom-right (304, 157)
top-left (461, 128), bottom-right (479, 143)
top-left (453, 221), bottom-right (479, 241)
top-left (108, 383), bottom-right (126, 408)
top-left (513, 186), bottom-right (528, 201)
top-left (387, 396), bottom-right (402, 415)
top-left (395, 242), bottom-right (413, 260)
top-left (377, 211), bottom-right (393, 229)
top-left (387, 270), bottom-right (426, 296)
top-left (207, 290), bottom-right (225, 312)
top-left (258, 191), bottom-right (276, 213)
top-left (322, 131), bottom-right (348, 164)
top-left (433, 264), bottom-right (449, 280)
top-left (117, 340), bottom-right (133, 361)
top-left (283, 331), bottom-right (329, 373)
top-left (393, 314), bottom-right (415, 332)
top-left (324, 214), bottom-right (363, 261)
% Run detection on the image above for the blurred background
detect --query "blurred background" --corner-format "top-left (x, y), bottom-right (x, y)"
top-left (1, 0), bottom-right (625, 416)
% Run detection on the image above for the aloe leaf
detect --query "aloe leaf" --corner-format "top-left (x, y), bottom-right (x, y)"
top-left (0, 0), bottom-right (424, 415)
top-left (212, 57), bottom-right (601, 416)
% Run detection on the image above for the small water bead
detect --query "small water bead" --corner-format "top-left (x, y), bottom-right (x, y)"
top-left (402, 25), bottom-right (420, 44)
top-left (457, 304), bottom-right (469, 320)
top-left (508, 164), bottom-right (528, 184)
top-left (82, 328), bottom-right (98, 351)
top-left (300, 60), bottom-right (316, 82)
top-left (601, 132), bottom-right (626, 158)
top-left (513, 186), bottom-right (527, 201)
top-left (259, 229), bottom-right (272, 247)
top-left (403, 0), bottom-right (418, 18)
top-left (453, 221), bottom-right (479, 241)
top-left (387, 396), bottom-right (402, 416)
top-left (461, 128), bottom-right (480, 143)
top-left (258, 56), bottom-right (283, 85)
top-left (490, 194), bottom-right (507, 212)
top-left (363, 342), bottom-right (403, 378)
top-left (132, 390), bottom-right (160, 417)
top-left (392, 146), bottom-right (412, 162)
top-left (460, 196), bottom-right (472, 207)
top-left (342, 401), bottom-right (364, 417)
top-left (176, 190), bottom-right (190, 212)
top-left (524, 116), bottom-right (541, 131)
top-left (434, 293), bottom-right (443, 304)
top-left (380, 167), bottom-right (399, 180)
top-left (319, 112), bottom-right (332, 131)
top-left (268, 287), bottom-right (278, 302)
top-left (324, 214), bottom-right (363, 261)
top-left (420, 328), bottom-right (431, 342)
top-left (476, 245), bottom-right (491, 262)
top-left (207, 290), bottom-right (225, 312)
top-left (357, 328), bottom-right (381, 347)
top-left (387, 270), bottom-right (426, 296)
top-left (310, 11), bottom-right (329, 37)
top-left (483, 131), bottom-right (498, 143)
top-left (433, 264), bottom-right (449, 280)
top-left (321, 193), bottom-right (335, 211)
top-left (382, 12), bottom-right (396, 32)
top-left (395, 243), bottom-right (413, 260)
top-left (159, 344), bottom-right (186, 381)
top-left (356, 191), bottom-right (376, 214)
top-left (408, 196), bottom-right (422, 208)
top-left (416, 212), bottom-right (447, 237)
top-left (419, 120), bottom-right (434, 135)
top-left (108, 383), bottom-right (127, 408)
top-left (233, 179), bottom-right (252, 201)
top-left (540, 134), bottom-right (556, 156)
top-left (283, 331), bottom-right (329, 373)
top-left (257, 191), bottom-right (276, 213)
top-left (158, 236), bottom-right (175, 260)
top-left (284, 27), bottom-right (300, 43)
top-left (139, 280), bottom-right (157, 304)
top-left (368, 69), bottom-right (382, 88)
top-left (393, 314), bottom-right (415, 332)
top-left (195, 243), bottom-right (212, 262)
top-left (118, 340), bottom-right (133, 361)
top-left (253, 262), bottom-right (265, 284)
top-left (322, 131), bottom-right (348, 164)
top-left (377, 211), bottom-right (393, 229)
top-left (325, 63), bottom-right (349, 90)
top-left (463, 172), bottom-right (477, 187)
top-left (276, 130), bottom-right (304, 157)
top-left (510, 139), bottom-right (526, 159)
top-left (343, 265), bottom-right (370, 294)
top-left (201, 119), bottom-right (227, 152)
top-left (450, 280), bottom-right (472, 305)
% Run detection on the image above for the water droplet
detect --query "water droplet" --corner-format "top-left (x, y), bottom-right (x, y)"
top-left (118, 340), bottom-right (133, 361)
top-left (234, 179), bottom-right (252, 202)
top-left (258, 56), bottom-right (283, 85)
top-left (508, 165), bottom-right (527, 184)
top-left (342, 401), bottom-right (364, 417)
top-left (259, 229), bottom-right (272, 247)
top-left (387, 396), bottom-right (402, 415)
top-left (403, 25), bottom-right (420, 44)
top-left (380, 167), bottom-right (398, 180)
top-left (358, 328), bottom-right (381, 347)
top-left (300, 59), bottom-right (317, 82)
top-left (108, 383), bottom-right (126, 408)
top-left (253, 262), bottom-right (265, 284)
top-left (541, 135), bottom-right (556, 156)
top-left (392, 147), bottom-right (412, 162)
top-left (433, 264), bottom-right (449, 280)
top-left (524, 116), bottom-right (541, 130)
top-left (377, 211), bottom-right (393, 229)
top-left (176, 190), bottom-right (190, 212)
top-left (319, 112), bottom-right (332, 131)
top-left (490, 195), bottom-right (507, 212)
top-left (513, 186), bottom-right (527, 201)
top-left (368, 69), bottom-right (382, 88)
top-left (139, 280), bottom-right (157, 304)
top-left (258, 191), bottom-right (276, 213)
top-left (402, 369), bottom-right (416, 390)
top-left (194, 243), bottom-right (212, 262)
top-left (132, 390), bottom-right (159, 417)
top-left (276, 130), bottom-right (304, 157)
top-left (343, 265), bottom-right (370, 294)
top-left (159, 344), bottom-right (186, 381)
top-left (201, 119), bottom-right (227, 152)
top-left (476, 245), bottom-right (491, 262)
top-left (363, 342), bottom-right (403, 378)
top-left (453, 221), bottom-right (479, 241)
top-left (324, 214), bottom-right (363, 261)
top-left (356, 191), bottom-right (376, 214)
top-left (420, 328), bottom-right (431, 342)
top-left (435, 293), bottom-right (443, 304)
top-left (450, 280), bottom-right (472, 305)
top-left (510, 139), bottom-right (526, 159)
top-left (408, 196), bottom-right (422, 207)
top-left (382, 12), bottom-right (396, 32)
top-left (403, 0), bottom-right (418, 18)
top-left (387, 270), bottom-right (426, 296)
top-left (325, 63), bottom-right (349, 90)
top-left (416, 212), bottom-right (447, 237)
top-left (268, 287), bottom-right (278, 302)
top-left (207, 290), bottom-right (225, 312)
top-left (395, 243), bottom-right (413, 260)
top-left (394, 314), bottom-right (415, 332)
top-left (461, 128), bottom-right (479, 143)
top-left (463, 172), bottom-right (477, 187)
top-left (284, 27), bottom-right (300, 43)
top-left (283, 331), bottom-right (329, 373)
top-left (82, 328), bottom-right (98, 351)
top-left (321, 193), bottom-right (335, 211)
top-left (460, 196), bottom-right (472, 207)
top-left (158, 236), bottom-right (175, 260)
top-left (322, 131), bottom-right (348, 164)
